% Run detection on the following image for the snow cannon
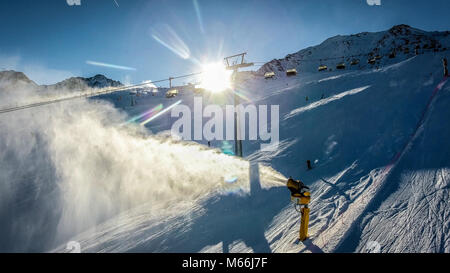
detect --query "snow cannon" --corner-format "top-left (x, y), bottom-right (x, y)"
top-left (287, 177), bottom-right (310, 204)
top-left (287, 177), bottom-right (310, 241)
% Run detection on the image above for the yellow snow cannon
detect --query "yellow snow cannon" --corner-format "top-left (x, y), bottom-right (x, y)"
top-left (287, 177), bottom-right (311, 241)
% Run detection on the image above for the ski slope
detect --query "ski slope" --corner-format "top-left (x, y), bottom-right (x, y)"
top-left (49, 51), bottom-right (449, 253)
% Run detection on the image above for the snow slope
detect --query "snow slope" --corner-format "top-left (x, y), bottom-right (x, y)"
top-left (51, 51), bottom-right (449, 253)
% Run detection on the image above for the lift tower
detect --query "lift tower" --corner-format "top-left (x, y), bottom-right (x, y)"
top-left (224, 53), bottom-right (253, 157)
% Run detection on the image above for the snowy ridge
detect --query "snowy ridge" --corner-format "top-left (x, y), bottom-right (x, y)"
top-left (258, 24), bottom-right (450, 75)
top-left (42, 74), bottom-right (123, 91)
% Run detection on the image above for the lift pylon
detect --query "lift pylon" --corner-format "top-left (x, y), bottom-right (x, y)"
top-left (223, 52), bottom-right (253, 157)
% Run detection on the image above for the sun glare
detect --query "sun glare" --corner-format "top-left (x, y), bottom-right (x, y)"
top-left (199, 62), bottom-right (232, 93)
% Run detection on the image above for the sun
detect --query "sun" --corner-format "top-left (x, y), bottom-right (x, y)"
top-left (199, 62), bottom-right (233, 93)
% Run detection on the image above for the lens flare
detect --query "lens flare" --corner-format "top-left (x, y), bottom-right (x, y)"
top-left (221, 141), bottom-right (234, 155)
top-left (233, 89), bottom-right (252, 103)
top-left (140, 100), bottom-right (182, 126)
top-left (198, 62), bottom-right (232, 93)
top-left (126, 104), bottom-right (163, 124)
top-left (193, 0), bottom-right (204, 34)
top-left (151, 24), bottom-right (191, 60)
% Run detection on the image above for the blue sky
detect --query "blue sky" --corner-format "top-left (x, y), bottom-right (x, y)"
top-left (1, 0), bottom-right (449, 85)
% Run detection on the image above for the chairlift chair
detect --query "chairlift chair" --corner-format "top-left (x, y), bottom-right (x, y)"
top-left (286, 68), bottom-right (297, 76)
top-left (166, 89), bottom-right (178, 98)
top-left (368, 57), bottom-right (376, 65)
top-left (318, 65), bottom-right (328, 71)
top-left (350, 59), bottom-right (360, 65)
top-left (318, 59), bottom-right (327, 72)
top-left (264, 71), bottom-right (275, 79)
top-left (336, 63), bottom-right (346, 70)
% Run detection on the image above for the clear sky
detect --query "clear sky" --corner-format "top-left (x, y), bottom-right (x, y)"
top-left (1, 0), bottom-right (449, 85)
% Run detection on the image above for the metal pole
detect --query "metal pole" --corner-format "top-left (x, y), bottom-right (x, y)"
top-left (224, 52), bottom-right (253, 158)
top-left (232, 69), bottom-right (242, 157)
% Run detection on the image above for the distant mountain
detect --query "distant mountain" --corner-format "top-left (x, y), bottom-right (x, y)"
top-left (0, 71), bottom-right (123, 92)
top-left (42, 74), bottom-right (123, 92)
top-left (258, 24), bottom-right (450, 75)
top-left (0, 70), bottom-right (40, 91)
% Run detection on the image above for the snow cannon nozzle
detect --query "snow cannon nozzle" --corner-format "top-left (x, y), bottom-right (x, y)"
top-left (287, 177), bottom-right (311, 206)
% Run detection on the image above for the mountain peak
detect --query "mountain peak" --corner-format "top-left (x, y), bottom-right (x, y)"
top-left (0, 70), bottom-right (39, 88)
top-left (0, 70), bottom-right (32, 82)
top-left (47, 74), bottom-right (123, 91)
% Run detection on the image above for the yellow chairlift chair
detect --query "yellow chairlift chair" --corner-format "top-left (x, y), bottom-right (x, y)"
top-left (286, 68), bottom-right (297, 76)
top-left (264, 71), bottom-right (275, 79)
top-left (165, 89), bottom-right (179, 98)
top-left (318, 65), bottom-right (328, 71)
top-left (336, 62), bottom-right (346, 70)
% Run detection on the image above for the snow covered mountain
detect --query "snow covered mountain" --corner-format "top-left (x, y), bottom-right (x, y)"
top-left (42, 74), bottom-right (123, 91)
top-left (0, 71), bottom-right (124, 110)
top-left (0, 71), bottom-right (122, 93)
top-left (0, 24), bottom-right (449, 253)
top-left (259, 24), bottom-right (450, 75)
top-left (0, 70), bottom-right (40, 91)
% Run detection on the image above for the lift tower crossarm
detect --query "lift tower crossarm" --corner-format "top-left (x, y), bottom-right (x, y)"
top-left (224, 52), bottom-right (254, 71)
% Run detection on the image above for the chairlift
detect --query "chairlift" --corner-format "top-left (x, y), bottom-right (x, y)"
top-left (166, 89), bottom-right (179, 98)
top-left (336, 63), bottom-right (346, 70)
top-left (350, 59), bottom-right (360, 65)
top-left (286, 68), bottom-right (297, 76)
top-left (368, 57), bottom-right (376, 64)
top-left (318, 59), bottom-right (327, 71)
top-left (264, 71), bottom-right (275, 79)
top-left (318, 65), bottom-right (328, 72)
